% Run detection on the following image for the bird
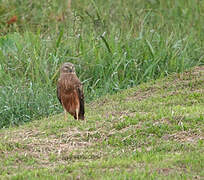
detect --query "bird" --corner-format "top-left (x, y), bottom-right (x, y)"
top-left (57, 62), bottom-right (85, 120)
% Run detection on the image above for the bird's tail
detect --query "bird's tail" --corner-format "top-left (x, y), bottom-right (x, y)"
top-left (74, 114), bottom-right (84, 120)
top-left (79, 115), bottom-right (84, 120)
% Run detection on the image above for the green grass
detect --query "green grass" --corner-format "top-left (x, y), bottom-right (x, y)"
top-left (0, 0), bottom-right (204, 127)
top-left (0, 67), bottom-right (203, 179)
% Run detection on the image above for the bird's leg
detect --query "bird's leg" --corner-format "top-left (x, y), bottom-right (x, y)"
top-left (76, 108), bottom-right (79, 120)
top-left (64, 109), bottom-right (67, 121)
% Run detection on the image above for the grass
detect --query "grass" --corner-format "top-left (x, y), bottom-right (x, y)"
top-left (0, 0), bottom-right (204, 127)
top-left (0, 66), bottom-right (203, 179)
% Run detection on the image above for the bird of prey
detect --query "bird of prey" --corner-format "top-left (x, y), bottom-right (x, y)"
top-left (57, 62), bottom-right (85, 120)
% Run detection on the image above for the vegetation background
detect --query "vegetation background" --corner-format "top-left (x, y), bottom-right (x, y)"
top-left (0, 0), bottom-right (204, 127)
top-left (0, 1), bottom-right (204, 179)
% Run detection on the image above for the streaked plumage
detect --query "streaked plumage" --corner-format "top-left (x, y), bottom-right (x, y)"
top-left (57, 62), bottom-right (84, 120)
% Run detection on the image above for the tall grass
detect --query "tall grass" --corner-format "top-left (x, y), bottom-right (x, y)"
top-left (0, 0), bottom-right (204, 128)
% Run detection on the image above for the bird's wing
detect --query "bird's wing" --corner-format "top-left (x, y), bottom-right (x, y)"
top-left (57, 79), bottom-right (62, 105)
top-left (72, 74), bottom-right (85, 119)
top-left (76, 83), bottom-right (85, 118)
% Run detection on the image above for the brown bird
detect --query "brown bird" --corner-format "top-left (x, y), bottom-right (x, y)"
top-left (57, 62), bottom-right (85, 120)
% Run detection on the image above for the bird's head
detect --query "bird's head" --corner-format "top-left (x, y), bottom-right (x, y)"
top-left (60, 62), bottom-right (76, 74)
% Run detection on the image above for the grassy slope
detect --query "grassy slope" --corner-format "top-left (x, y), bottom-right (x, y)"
top-left (1, 0), bottom-right (204, 127)
top-left (0, 66), bottom-right (204, 180)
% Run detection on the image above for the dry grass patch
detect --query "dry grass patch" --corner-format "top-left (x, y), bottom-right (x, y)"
top-left (0, 126), bottom-right (93, 170)
top-left (163, 130), bottom-right (204, 144)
